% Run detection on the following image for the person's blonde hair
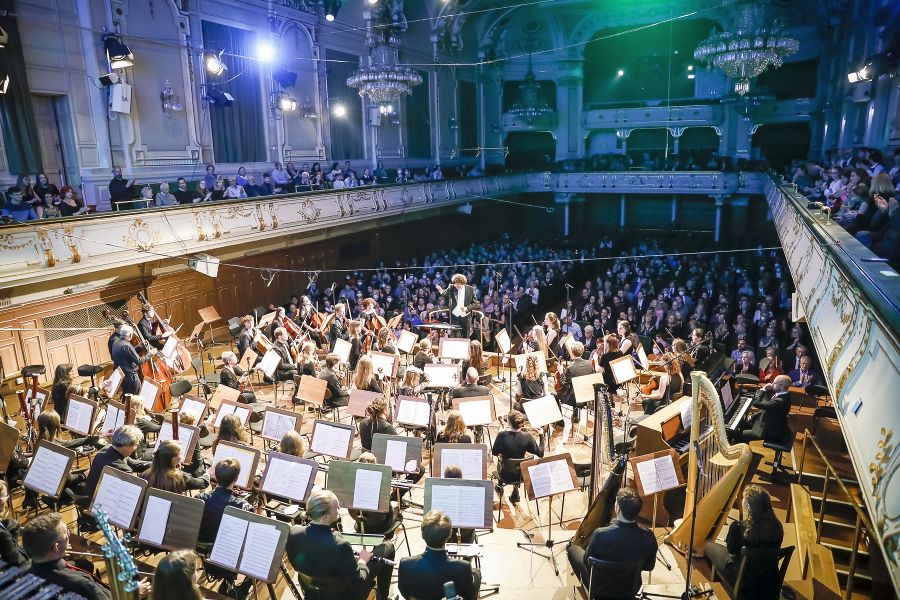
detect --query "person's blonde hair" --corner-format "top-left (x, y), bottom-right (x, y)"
top-left (531, 326), bottom-right (548, 357)
top-left (441, 410), bottom-right (467, 443)
top-left (358, 452), bottom-right (377, 464)
top-left (401, 368), bottom-right (420, 389)
top-left (301, 341), bottom-right (316, 360)
top-left (279, 430), bottom-right (304, 456)
top-left (36, 410), bottom-right (62, 442)
top-left (418, 338), bottom-right (432, 352)
top-left (354, 355), bottom-right (375, 389)
top-left (524, 355), bottom-right (541, 381)
top-left (450, 273), bottom-right (467, 285)
top-left (870, 172), bottom-right (894, 199)
top-left (366, 397), bottom-right (388, 419)
top-left (214, 413), bottom-right (249, 451)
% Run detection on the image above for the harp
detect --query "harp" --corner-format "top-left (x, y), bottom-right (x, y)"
top-left (665, 370), bottom-right (752, 553)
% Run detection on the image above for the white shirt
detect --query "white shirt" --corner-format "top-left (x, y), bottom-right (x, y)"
top-left (452, 286), bottom-right (467, 318)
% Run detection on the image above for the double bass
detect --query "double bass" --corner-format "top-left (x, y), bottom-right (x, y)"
top-left (107, 307), bottom-right (174, 413)
top-left (137, 292), bottom-right (192, 374)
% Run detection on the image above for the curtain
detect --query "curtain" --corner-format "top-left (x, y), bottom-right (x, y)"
top-left (201, 21), bottom-right (266, 164)
top-left (0, 0), bottom-right (42, 175)
top-left (405, 70), bottom-right (430, 159)
top-left (458, 80), bottom-right (477, 159)
top-left (326, 49), bottom-right (364, 160)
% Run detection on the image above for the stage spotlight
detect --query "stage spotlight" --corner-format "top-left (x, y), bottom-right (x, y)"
top-left (103, 34), bottom-right (133, 69)
top-left (204, 50), bottom-right (227, 76)
top-left (687, 74), bottom-right (695, 80)
top-left (324, 0), bottom-right (341, 22)
top-left (847, 54), bottom-right (891, 83)
top-left (273, 66), bottom-right (298, 88)
top-left (366, 0), bottom-right (378, 5)
top-left (256, 41), bottom-right (276, 63)
top-left (332, 102), bottom-right (347, 117)
top-left (204, 86), bottom-right (234, 107)
top-left (687, 65), bottom-right (694, 71)
top-left (617, 69), bottom-right (624, 77)
top-left (277, 93), bottom-right (298, 112)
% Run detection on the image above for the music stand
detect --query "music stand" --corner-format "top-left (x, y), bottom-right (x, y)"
top-left (396, 330), bottom-right (418, 355)
top-left (209, 382), bottom-right (240, 413)
top-left (137, 378), bottom-right (161, 414)
top-left (89, 466), bottom-right (148, 530)
top-left (629, 449), bottom-right (683, 578)
top-left (259, 406), bottom-right (303, 445)
top-left (259, 451), bottom-right (318, 505)
top-left (332, 338), bottom-right (352, 365)
top-left (177, 395), bottom-right (209, 423)
top-left (154, 419), bottom-right (200, 465)
top-left (294, 375), bottom-right (326, 415)
top-left (0, 421), bottom-right (20, 473)
top-left (517, 453), bottom-right (579, 575)
top-left (347, 389), bottom-right (381, 419)
top-left (210, 441), bottom-right (260, 490)
top-left (24, 441), bottom-right (76, 501)
top-left (610, 354), bottom-right (640, 450)
top-left (372, 433), bottom-right (424, 475)
top-left (309, 419), bottom-right (354, 459)
top-left (452, 395), bottom-right (496, 446)
top-left (424, 477), bottom-right (493, 530)
top-left (63, 394), bottom-right (98, 437)
top-left (395, 395), bottom-right (432, 429)
top-left (571, 372), bottom-right (606, 442)
top-left (522, 395), bottom-right (563, 454)
top-left (101, 367), bottom-right (124, 399)
top-left (432, 443), bottom-right (488, 481)
top-left (439, 337), bottom-right (470, 360)
top-left (197, 306), bottom-right (221, 346)
top-left (136, 488), bottom-right (204, 551)
top-left (213, 399), bottom-right (252, 429)
top-left (328, 461), bottom-right (392, 516)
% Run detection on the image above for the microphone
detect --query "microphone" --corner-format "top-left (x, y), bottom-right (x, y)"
top-left (443, 581), bottom-right (460, 599)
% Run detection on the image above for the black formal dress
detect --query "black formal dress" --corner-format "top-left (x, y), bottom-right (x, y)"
top-left (491, 430), bottom-right (542, 460)
top-left (598, 350), bottom-right (624, 388)
top-left (398, 547), bottom-right (481, 600)
top-left (704, 519), bottom-right (784, 597)
top-left (286, 523), bottom-right (395, 600)
top-left (359, 417), bottom-right (397, 451)
top-left (28, 558), bottom-right (111, 600)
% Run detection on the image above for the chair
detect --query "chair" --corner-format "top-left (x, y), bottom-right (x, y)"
top-left (812, 406), bottom-right (838, 435)
top-left (763, 429), bottom-right (794, 472)
top-left (494, 457), bottom-right (528, 519)
top-left (227, 316), bottom-right (243, 339)
top-left (169, 379), bottom-right (193, 405)
top-left (295, 570), bottom-right (357, 600)
top-left (584, 556), bottom-right (644, 600)
top-left (712, 545), bottom-right (794, 600)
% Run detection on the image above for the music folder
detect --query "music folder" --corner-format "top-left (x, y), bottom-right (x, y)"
top-left (101, 399), bottom-right (129, 435)
top-left (432, 443), bottom-right (488, 480)
top-left (328, 460), bottom-right (392, 513)
top-left (136, 488), bottom-right (204, 551)
top-left (332, 338), bottom-right (352, 364)
top-left (208, 506), bottom-right (289, 583)
top-left (309, 419), bottom-right (354, 459)
top-left (520, 453), bottom-right (578, 501)
top-left (213, 399), bottom-right (252, 428)
top-left (629, 449), bottom-right (684, 496)
top-left (24, 441), bottom-right (76, 499)
top-left (89, 466), bottom-right (148, 530)
top-left (424, 478), bottom-right (493, 530)
top-left (64, 394), bottom-right (98, 437)
top-left (610, 354), bottom-right (638, 385)
top-left (210, 381), bottom-right (240, 412)
top-left (371, 433), bottom-right (423, 474)
top-left (396, 330), bottom-right (418, 354)
top-left (259, 452), bottom-right (318, 503)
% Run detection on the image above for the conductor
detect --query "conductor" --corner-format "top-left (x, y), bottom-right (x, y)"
top-left (436, 273), bottom-right (479, 339)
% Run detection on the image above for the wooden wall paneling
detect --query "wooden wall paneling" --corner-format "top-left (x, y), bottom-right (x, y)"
top-left (92, 332), bottom-right (112, 364)
top-left (20, 319), bottom-right (46, 381)
top-left (71, 337), bottom-right (95, 368)
top-left (46, 344), bottom-right (73, 376)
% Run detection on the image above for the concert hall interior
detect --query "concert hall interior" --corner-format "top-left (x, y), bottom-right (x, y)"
top-left (0, 0), bottom-right (899, 599)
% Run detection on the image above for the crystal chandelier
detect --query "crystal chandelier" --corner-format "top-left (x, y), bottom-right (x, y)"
top-left (347, 3), bottom-right (422, 111)
top-left (693, 1), bottom-right (798, 96)
top-left (508, 51), bottom-right (555, 126)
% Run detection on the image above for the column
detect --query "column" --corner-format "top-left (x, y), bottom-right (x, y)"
top-left (671, 195), bottom-right (677, 225)
top-left (555, 61), bottom-right (584, 162)
top-left (616, 129), bottom-right (631, 154)
top-left (554, 193), bottom-right (583, 237)
top-left (668, 127), bottom-right (684, 156)
top-left (620, 194), bottom-right (626, 229)
top-left (713, 195), bottom-right (727, 243)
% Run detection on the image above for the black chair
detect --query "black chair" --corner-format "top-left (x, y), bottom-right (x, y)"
top-left (712, 545), bottom-right (794, 600)
top-left (169, 379), bottom-right (193, 404)
top-left (495, 457), bottom-right (528, 518)
top-left (734, 373), bottom-right (760, 389)
top-left (584, 556), bottom-right (644, 600)
top-left (763, 429), bottom-right (795, 478)
top-left (294, 570), bottom-right (357, 600)
top-left (227, 316), bottom-right (243, 338)
top-left (22, 364), bottom-right (46, 379)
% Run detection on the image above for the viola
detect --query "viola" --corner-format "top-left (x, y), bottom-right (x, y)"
top-left (641, 377), bottom-right (659, 395)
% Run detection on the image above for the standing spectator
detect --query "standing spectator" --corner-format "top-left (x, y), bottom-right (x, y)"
top-left (202, 164), bottom-right (217, 191)
top-left (108, 166), bottom-right (135, 210)
top-left (236, 166), bottom-right (249, 187)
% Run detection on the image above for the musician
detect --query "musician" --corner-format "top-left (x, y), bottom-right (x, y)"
top-left (492, 410), bottom-right (542, 503)
top-left (530, 325), bottom-right (549, 359)
top-left (197, 458), bottom-right (253, 545)
top-left (360, 397), bottom-right (396, 451)
top-left (435, 410), bottom-right (472, 444)
top-left (286, 489), bottom-right (395, 600)
top-left (704, 485), bottom-right (784, 597)
top-left (617, 320), bottom-right (637, 355)
top-left (398, 366), bottom-right (423, 397)
top-left (111, 324), bottom-right (158, 395)
top-left (138, 304), bottom-right (171, 351)
top-left (360, 297), bottom-right (382, 333)
top-left (442, 466), bottom-right (476, 543)
top-left (22, 512), bottom-right (117, 600)
top-left (788, 355), bottom-right (819, 389)
top-left (280, 430), bottom-right (305, 456)
top-left (375, 327), bottom-right (397, 354)
top-left (269, 306), bottom-right (289, 340)
top-left (451, 367), bottom-right (491, 399)
top-left (107, 318), bottom-right (124, 356)
top-left (735, 375), bottom-right (792, 444)
top-left (50, 363), bottom-right (80, 423)
top-left (398, 510), bottom-right (481, 600)
top-left (413, 338), bottom-right (435, 371)
top-left (543, 311), bottom-right (561, 349)
top-left (555, 341), bottom-right (593, 424)
top-left (690, 328), bottom-right (711, 367)
top-left (566, 488), bottom-right (657, 596)
top-left (236, 315), bottom-right (257, 361)
top-left (212, 413), bottom-right (250, 452)
top-left (435, 273), bottom-right (479, 339)
top-left (0, 481), bottom-right (29, 567)
top-left (460, 339), bottom-right (485, 377)
top-left (142, 439), bottom-right (209, 493)
top-left (353, 355), bottom-right (383, 394)
top-left (219, 351), bottom-right (257, 404)
top-left (318, 353), bottom-right (350, 407)
top-left (82, 425), bottom-right (148, 503)
top-left (347, 319), bottom-right (363, 370)
top-left (349, 453), bottom-right (402, 536)
top-left (640, 352), bottom-right (683, 416)
top-left (127, 395), bottom-right (161, 439)
top-left (298, 295), bottom-right (325, 347)
top-left (597, 334), bottom-right (624, 389)
top-left (329, 303), bottom-right (348, 348)
top-left (515, 354), bottom-right (547, 413)
top-left (759, 346), bottom-right (784, 383)
top-left (269, 326), bottom-right (299, 390)
top-left (151, 549), bottom-right (204, 600)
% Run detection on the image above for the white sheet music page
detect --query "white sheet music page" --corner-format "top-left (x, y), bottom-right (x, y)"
top-left (458, 399), bottom-right (492, 426)
top-left (370, 353), bottom-right (396, 377)
top-left (210, 513), bottom-right (248, 569)
top-left (161, 336), bottom-right (179, 359)
top-left (258, 350), bottom-right (281, 378)
top-left (103, 369), bottom-right (123, 395)
top-left (211, 445), bottom-right (256, 488)
top-left (397, 330), bottom-right (418, 354)
top-left (93, 476), bottom-right (143, 528)
top-left (430, 485), bottom-right (486, 529)
top-left (310, 423), bottom-right (351, 457)
top-left (353, 468), bottom-right (383, 511)
top-left (65, 399), bottom-right (93, 436)
top-left (384, 439), bottom-right (408, 472)
top-left (528, 459), bottom-right (575, 498)
top-left (441, 448), bottom-right (483, 480)
top-left (102, 405), bottom-right (125, 435)
top-left (261, 457), bottom-right (313, 500)
top-left (396, 399), bottom-right (430, 427)
top-left (215, 403), bottom-right (250, 428)
top-left (679, 398), bottom-right (692, 430)
top-left (154, 425), bottom-right (195, 462)
top-left (24, 448), bottom-right (69, 496)
top-left (440, 338), bottom-right (469, 360)
top-left (495, 329), bottom-right (511, 354)
top-left (332, 338), bottom-right (352, 364)
top-left (138, 379), bottom-right (160, 412)
top-left (261, 411), bottom-right (297, 441)
top-left (179, 397), bottom-right (206, 422)
top-left (239, 522), bottom-right (281, 580)
top-left (424, 364), bottom-right (458, 388)
top-left (139, 496), bottom-right (171, 545)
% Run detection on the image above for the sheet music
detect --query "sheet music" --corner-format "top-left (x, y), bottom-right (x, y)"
top-left (138, 496), bottom-right (171, 545)
top-left (397, 330), bottom-right (418, 354)
top-left (138, 379), bottom-right (160, 411)
top-left (352, 468), bottom-right (383, 511)
top-left (178, 397), bottom-right (206, 422)
top-left (424, 364), bottom-right (459, 388)
top-left (65, 398), bottom-right (94, 436)
top-left (155, 425), bottom-right (195, 462)
top-left (103, 369), bottom-right (123, 395)
top-left (310, 423), bottom-right (352, 457)
top-left (495, 329), bottom-right (511, 354)
top-left (384, 439), bottom-right (407, 472)
top-left (430, 484), bottom-right (486, 529)
top-left (527, 459), bottom-right (575, 498)
top-left (210, 513), bottom-right (248, 569)
top-left (211, 444), bottom-right (257, 488)
top-left (522, 396), bottom-right (563, 428)
top-left (93, 476), bottom-right (143, 528)
top-left (610, 355), bottom-right (638, 385)
top-left (370, 353), bottom-right (396, 377)
top-left (458, 399), bottom-right (492, 426)
top-left (679, 398), bottom-right (693, 430)
top-left (636, 455), bottom-right (681, 495)
top-left (161, 336), bottom-right (179, 359)
top-left (26, 388), bottom-right (47, 412)
top-left (440, 338), bottom-right (470, 360)
top-left (215, 403), bottom-right (251, 428)
top-left (258, 350), bottom-right (281, 378)
top-left (261, 411), bottom-right (297, 441)
top-left (102, 404), bottom-right (126, 435)
top-left (261, 457), bottom-right (313, 500)
top-left (396, 399), bottom-right (430, 427)
top-left (24, 447), bottom-right (69, 496)
top-left (239, 522), bottom-right (280, 580)
top-left (441, 448), bottom-right (483, 480)
top-left (332, 338), bottom-right (352, 364)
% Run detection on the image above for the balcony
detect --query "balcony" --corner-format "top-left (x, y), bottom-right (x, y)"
top-left (525, 170), bottom-right (766, 195)
top-left (583, 103), bottom-right (722, 129)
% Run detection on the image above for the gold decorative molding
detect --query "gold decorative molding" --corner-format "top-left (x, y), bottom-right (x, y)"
top-left (63, 225), bottom-right (80, 263)
top-left (0, 233), bottom-right (29, 251)
top-left (37, 230), bottom-right (56, 267)
top-left (255, 204), bottom-right (266, 231)
top-left (122, 219), bottom-right (161, 252)
top-left (193, 212), bottom-right (207, 241)
top-left (267, 203), bottom-right (279, 229)
top-left (298, 199), bottom-right (321, 224)
top-left (835, 311), bottom-right (872, 400)
top-left (870, 428), bottom-right (894, 492)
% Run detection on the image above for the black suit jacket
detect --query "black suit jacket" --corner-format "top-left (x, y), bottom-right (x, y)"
top-left (398, 548), bottom-right (478, 600)
top-left (84, 446), bottom-right (150, 500)
top-left (755, 391), bottom-right (792, 441)
top-left (197, 487), bottom-right (253, 544)
top-left (440, 285), bottom-right (479, 315)
top-left (584, 519), bottom-right (657, 574)
top-left (285, 523), bottom-right (369, 597)
top-left (318, 368), bottom-right (349, 404)
top-left (137, 316), bottom-right (165, 349)
top-left (559, 357), bottom-right (594, 404)
top-left (272, 341), bottom-right (295, 375)
top-left (450, 383), bottom-right (491, 399)
top-left (0, 518), bottom-right (29, 568)
top-left (29, 558), bottom-right (111, 600)
top-left (237, 329), bottom-right (255, 359)
top-left (110, 338), bottom-right (150, 375)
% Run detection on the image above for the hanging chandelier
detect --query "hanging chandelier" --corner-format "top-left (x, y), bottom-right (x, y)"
top-left (347, 3), bottom-right (421, 111)
top-left (693, 1), bottom-right (798, 96)
top-left (508, 51), bottom-right (555, 126)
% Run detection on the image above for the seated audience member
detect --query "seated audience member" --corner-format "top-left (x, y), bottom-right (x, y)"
top-left (318, 353), bottom-right (350, 407)
top-left (359, 397), bottom-right (397, 451)
top-left (40, 192), bottom-right (61, 218)
top-left (151, 549), bottom-right (203, 600)
top-left (224, 177), bottom-right (247, 199)
top-left (244, 174), bottom-right (263, 197)
top-left (435, 410), bottom-right (472, 444)
top-left (197, 458), bottom-right (253, 545)
top-left (704, 485), bottom-right (784, 597)
top-left (137, 186), bottom-right (154, 209)
top-left (155, 182), bottom-right (177, 207)
top-left (348, 453), bottom-right (401, 535)
top-left (566, 488), bottom-right (657, 596)
top-left (22, 512), bottom-right (118, 600)
top-left (210, 179), bottom-right (227, 201)
top-left (83, 425), bottom-right (148, 501)
top-left (195, 179), bottom-right (213, 202)
top-left (173, 178), bottom-right (199, 204)
top-left (858, 191), bottom-right (900, 261)
top-left (0, 480), bottom-right (29, 567)
top-left (58, 187), bottom-right (84, 216)
top-left (398, 510), bottom-right (481, 600)
top-left (735, 375), bottom-right (792, 444)
top-left (286, 489), bottom-right (395, 600)
top-left (142, 439), bottom-right (208, 493)
top-left (759, 346), bottom-right (784, 383)
top-left (492, 410), bottom-right (543, 503)
top-left (735, 350), bottom-right (757, 376)
top-left (2, 186), bottom-right (38, 221)
top-left (788, 355), bottom-right (819, 388)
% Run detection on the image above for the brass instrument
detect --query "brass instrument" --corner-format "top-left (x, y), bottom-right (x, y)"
top-left (665, 370), bottom-right (752, 553)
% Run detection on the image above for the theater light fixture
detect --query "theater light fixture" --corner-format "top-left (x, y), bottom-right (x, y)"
top-left (276, 93), bottom-right (298, 112)
top-left (332, 102), bottom-right (347, 117)
top-left (324, 0), bottom-right (341, 22)
top-left (103, 34), bottom-right (133, 69)
top-left (273, 66), bottom-right (298, 88)
top-left (256, 41), bottom-right (276, 63)
top-left (204, 50), bottom-right (227, 76)
top-left (202, 85), bottom-right (234, 107)
top-left (847, 54), bottom-right (890, 84)
top-left (0, 72), bottom-right (8, 94)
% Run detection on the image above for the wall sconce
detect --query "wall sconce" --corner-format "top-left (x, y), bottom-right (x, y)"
top-left (160, 80), bottom-right (183, 116)
top-left (448, 115), bottom-right (459, 130)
